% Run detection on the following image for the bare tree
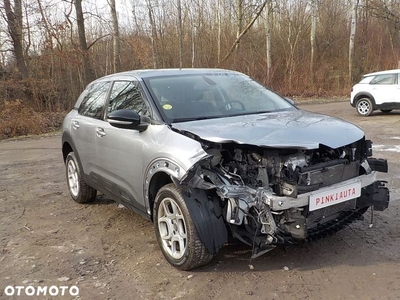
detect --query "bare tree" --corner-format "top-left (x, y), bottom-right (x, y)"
top-left (3, 0), bottom-right (28, 79)
top-left (74, 0), bottom-right (93, 84)
top-left (236, 0), bottom-right (243, 52)
top-left (349, 0), bottom-right (359, 84)
top-left (217, 0), bottom-right (222, 64)
top-left (145, 0), bottom-right (158, 68)
top-left (177, 0), bottom-right (183, 68)
top-left (108, 0), bottom-right (121, 73)
top-left (265, 0), bottom-right (273, 81)
top-left (218, 0), bottom-right (268, 66)
top-left (310, 0), bottom-right (317, 85)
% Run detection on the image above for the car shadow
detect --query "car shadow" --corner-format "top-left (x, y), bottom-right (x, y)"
top-left (86, 193), bottom-right (116, 205)
top-left (370, 110), bottom-right (400, 116)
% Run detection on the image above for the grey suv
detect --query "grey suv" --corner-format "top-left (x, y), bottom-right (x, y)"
top-left (62, 69), bottom-right (389, 270)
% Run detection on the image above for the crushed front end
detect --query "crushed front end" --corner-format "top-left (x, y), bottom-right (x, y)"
top-left (182, 137), bottom-right (389, 258)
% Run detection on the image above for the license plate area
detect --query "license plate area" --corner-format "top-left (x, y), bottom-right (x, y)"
top-left (309, 180), bottom-right (361, 211)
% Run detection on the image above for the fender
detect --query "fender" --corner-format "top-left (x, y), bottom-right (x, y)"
top-left (181, 186), bottom-right (228, 255)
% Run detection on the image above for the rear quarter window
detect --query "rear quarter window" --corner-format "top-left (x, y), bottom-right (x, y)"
top-left (358, 76), bottom-right (374, 84)
top-left (370, 74), bottom-right (397, 85)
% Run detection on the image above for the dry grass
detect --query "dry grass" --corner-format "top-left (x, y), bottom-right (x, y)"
top-left (0, 100), bottom-right (65, 140)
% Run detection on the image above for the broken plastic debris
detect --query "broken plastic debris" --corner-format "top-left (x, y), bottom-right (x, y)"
top-left (58, 277), bottom-right (71, 282)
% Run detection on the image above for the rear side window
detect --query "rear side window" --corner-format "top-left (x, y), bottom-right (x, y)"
top-left (370, 74), bottom-right (397, 85)
top-left (78, 82), bottom-right (110, 119)
top-left (107, 81), bottom-right (149, 116)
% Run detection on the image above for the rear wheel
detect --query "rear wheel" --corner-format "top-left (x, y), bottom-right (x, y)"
top-left (65, 152), bottom-right (97, 203)
top-left (380, 109), bottom-right (392, 114)
top-left (154, 184), bottom-right (213, 270)
top-left (356, 98), bottom-right (373, 116)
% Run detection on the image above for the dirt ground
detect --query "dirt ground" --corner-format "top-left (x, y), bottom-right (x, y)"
top-left (1, 101), bottom-right (400, 300)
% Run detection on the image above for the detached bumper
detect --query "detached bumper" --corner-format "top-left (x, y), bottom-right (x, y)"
top-left (269, 172), bottom-right (381, 211)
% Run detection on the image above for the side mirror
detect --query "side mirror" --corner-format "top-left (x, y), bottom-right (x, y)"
top-left (107, 109), bottom-right (149, 132)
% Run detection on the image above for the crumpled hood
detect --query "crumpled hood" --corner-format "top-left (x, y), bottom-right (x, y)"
top-left (172, 110), bottom-right (365, 149)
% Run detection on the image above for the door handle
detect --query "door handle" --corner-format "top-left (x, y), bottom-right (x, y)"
top-left (72, 120), bottom-right (80, 130)
top-left (96, 127), bottom-right (106, 138)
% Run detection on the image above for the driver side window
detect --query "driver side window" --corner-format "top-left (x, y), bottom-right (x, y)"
top-left (108, 81), bottom-right (150, 116)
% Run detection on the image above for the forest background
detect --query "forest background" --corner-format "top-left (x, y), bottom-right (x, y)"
top-left (0, 0), bottom-right (399, 138)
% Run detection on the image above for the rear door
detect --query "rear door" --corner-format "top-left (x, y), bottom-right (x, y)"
top-left (71, 82), bottom-right (111, 177)
top-left (369, 73), bottom-right (398, 104)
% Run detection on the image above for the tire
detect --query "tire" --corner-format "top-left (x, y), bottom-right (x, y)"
top-left (65, 152), bottom-right (97, 203)
top-left (380, 109), bottom-right (392, 114)
top-left (356, 98), bottom-right (373, 116)
top-left (154, 183), bottom-right (213, 270)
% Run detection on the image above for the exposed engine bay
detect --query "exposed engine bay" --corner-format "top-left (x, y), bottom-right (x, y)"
top-left (181, 137), bottom-right (389, 258)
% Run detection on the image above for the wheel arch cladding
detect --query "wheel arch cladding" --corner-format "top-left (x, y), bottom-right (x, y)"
top-left (62, 142), bottom-right (73, 162)
top-left (356, 92), bottom-right (376, 106)
top-left (148, 172), bottom-right (173, 221)
top-left (181, 187), bottom-right (228, 255)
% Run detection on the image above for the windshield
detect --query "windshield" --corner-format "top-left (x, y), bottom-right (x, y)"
top-left (144, 72), bottom-right (295, 122)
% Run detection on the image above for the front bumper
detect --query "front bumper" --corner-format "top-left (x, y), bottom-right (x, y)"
top-left (268, 172), bottom-right (380, 211)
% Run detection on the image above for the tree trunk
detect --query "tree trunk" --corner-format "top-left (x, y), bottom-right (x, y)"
top-left (74, 0), bottom-right (93, 84)
top-left (109, 0), bottom-right (121, 73)
top-left (3, 0), bottom-right (29, 80)
top-left (236, 0), bottom-right (243, 52)
top-left (145, 0), bottom-right (158, 68)
top-left (217, 0), bottom-right (222, 64)
top-left (349, 0), bottom-right (359, 85)
top-left (310, 0), bottom-right (317, 86)
top-left (177, 0), bottom-right (183, 68)
top-left (265, 1), bottom-right (272, 82)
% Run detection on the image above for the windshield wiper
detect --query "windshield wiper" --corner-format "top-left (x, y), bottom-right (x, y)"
top-left (172, 115), bottom-right (219, 122)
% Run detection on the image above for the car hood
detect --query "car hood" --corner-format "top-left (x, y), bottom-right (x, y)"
top-left (171, 110), bottom-right (364, 149)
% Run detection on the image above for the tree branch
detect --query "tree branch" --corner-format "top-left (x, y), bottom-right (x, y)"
top-left (217, 0), bottom-right (268, 67)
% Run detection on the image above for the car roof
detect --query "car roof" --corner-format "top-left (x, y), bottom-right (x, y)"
top-left (92, 68), bottom-right (244, 82)
top-left (363, 69), bottom-right (400, 77)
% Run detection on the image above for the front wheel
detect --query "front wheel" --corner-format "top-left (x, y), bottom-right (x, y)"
top-left (356, 98), bottom-right (373, 116)
top-left (154, 184), bottom-right (213, 270)
top-left (65, 152), bottom-right (97, 203)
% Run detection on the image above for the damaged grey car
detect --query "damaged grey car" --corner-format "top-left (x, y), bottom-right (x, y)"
top-left (62, 69), bottom-right (389, 270)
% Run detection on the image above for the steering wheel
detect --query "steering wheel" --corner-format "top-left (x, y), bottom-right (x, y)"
top-left (219, 100), bottom-right (245, 112)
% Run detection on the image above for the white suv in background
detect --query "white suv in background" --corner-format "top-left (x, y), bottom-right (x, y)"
top-left (350, 69), bottom-right (400, 116)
